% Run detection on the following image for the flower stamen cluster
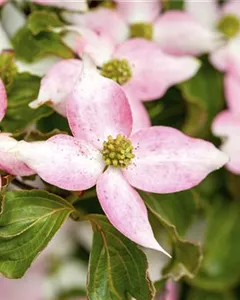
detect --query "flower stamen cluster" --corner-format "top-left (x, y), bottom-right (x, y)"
top-left (102, 135), bottom-right (135, 168)
top-left (101, 59), bottom-right (132, 85)
top-left (217, 14), bottom-right (240, 38)
top-left (130, 22), bottom-right (153, 40)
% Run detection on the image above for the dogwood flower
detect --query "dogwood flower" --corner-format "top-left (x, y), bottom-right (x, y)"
top-left (186, 0), bottom-right (240, 78)
top-left (11, 58), bottom-right (228, 253)
top-left (0, 79), bottom-right (34, 189)
top-left (63, 0), bottom-right (219, 55)
top-left (29, 58), bottom-right (151, 133)
top-left (212, 73), bottom-right (240, 174)
top-left (61, 26), bottom-right (200, 101)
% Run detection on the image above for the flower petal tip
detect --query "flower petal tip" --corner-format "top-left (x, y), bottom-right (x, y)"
top-left (29, 99), bottom-right (41, 109)
top-left (158, 246), bottom-right (172, 258)
top-left (144, 236), bottom-right (171, 257)
top-left (190, 57), bottom-right (201, 76)
top-left (217, 150), bottom-right (230, 169)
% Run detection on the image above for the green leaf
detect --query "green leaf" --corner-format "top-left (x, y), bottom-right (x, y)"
top-left (226, 172), bottom-right (240, 201)
top-left (0, 51), bottom-right (17, 90)
top-left (141, 191), bottom-right (202, 280)
top-left (190, 201), bottom-right (240, 291)
top-left (23, 129), bottom-right (67, 142)
top-left (12, 25), bottom-right (74, 63)
top-left (0, 72), bottom-right (52, 133)
top-left (164, 0), bottom-right (184, 10)
top-left (37, 112), bottom-right (71, 134)
top-left (87, 215), bottom-right (155, 300)
top-left (28, 11), bottom-right (64, 35)
top-left (0, 190), bottom-right (75, 278)
top-left (145, 87), bottom-right (186, 130)
top-left (179, 57), bottom-right (224, 137)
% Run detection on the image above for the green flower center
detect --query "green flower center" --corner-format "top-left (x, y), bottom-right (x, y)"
top-left (101, 59), bottom-right (132, 85)
top-left (130, 22), bottom-right (153, 40)
top-left (217, 14), bottom-right (240, 38)
top-left (102, 135), bottom-right (135, 168)
top-left (100, 1), bottom-right (116, 9)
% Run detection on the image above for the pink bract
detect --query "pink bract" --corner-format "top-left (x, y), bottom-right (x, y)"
top-left (0, 81), bottom-right (35, 189)
top-left (0, 79), bottom-right (7, 122)
top-left (113, 38), bottom-right (200, 101)
top-left (185, 0), bottom-right (240, 77)
top-left (159, 280), bottom-right (179, 300)
top-left (29, 59), bottom-right (83, 116)
top-left (29, 57), bottom-right (150, 132)
top-left (212, 73), bottom-right (240, 174)
top-left (12, 58), bottom-right (228, 254)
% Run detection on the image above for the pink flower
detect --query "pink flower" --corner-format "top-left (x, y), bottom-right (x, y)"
top-left (0, 79), bottom-right (34, 189)
top-left (0, 79), bottom-right (7, 122)
top-left (33, 0), bottom-right (88, 12)
top-left (62, 27), bottom-right (200, 101)
top-left (186, 0), bottom-right (240, 78)
top-left (0, 0), bottom-right (7, 6)
top-left (29, 59), bottom-right (83, 117)
top-left (0, 262), bottom-right (45, 300)
top-left (159, 280), bottom-right (179, 300)
top-left (212, 73), bottom-right (240, 174)
top-left (52, 23), bottom-right (200, 133)
top-left (11, 58), bottom-right (228, 253)
top-left (29, 57), bottom-right (150, 133)
top-left (63, 0), bottom-right (219, 55)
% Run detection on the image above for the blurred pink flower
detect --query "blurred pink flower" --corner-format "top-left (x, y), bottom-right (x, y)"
top-left (0, 0), bottom-right (7, 6)
top-left (0, 79), bottom-right (34, 189)
top-left (64, 0), bottom-right (240, 78)
top-left (159, 280), bottom-right (179, 300)
top-left (63, 0), bottom-right (219, 56)
top-left (0, 79), bottom-right (7, 121)
top-left (212, 73), bottom-right (240, 174)
top-left (11, 57), bottom-right (228, 253)
top-left (186, 0), bottom-right (240, 78)
top-left (0, 262), bottom-right (45, 300)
